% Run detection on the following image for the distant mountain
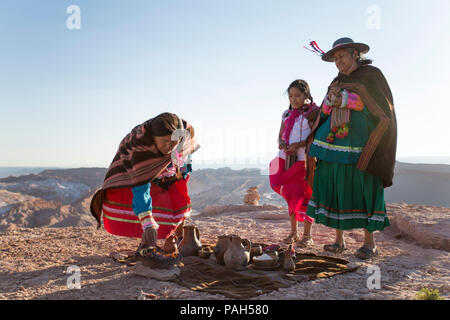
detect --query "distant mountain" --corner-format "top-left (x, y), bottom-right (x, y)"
top-left (0, 167), bottom-right (57, 179)
top-left (0, 168), bottom-right (106, 204)
top-left (0, 162), bottom-right (449, 231)
top-left (0, 168), bottom-right (107, 231)
top-left (384, 162), bottom-right (450, 207)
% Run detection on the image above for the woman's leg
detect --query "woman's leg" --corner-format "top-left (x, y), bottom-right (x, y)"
top-left (303, 220), bottom-right (312, 237)
top-left (354, 229), bottom-right (378, 259)
top-left (324, 228), bottom-right (346, 252)
top-left (296, 219), bottom-right (314, 247)
top-left (363, 229), bottom-right (376, 250)
top-left (284, 213), bottom-right (300, 243)
top-left (290, 212), bottom-right (299, 236)
top-left (335, 229), bottom-right (345, 246)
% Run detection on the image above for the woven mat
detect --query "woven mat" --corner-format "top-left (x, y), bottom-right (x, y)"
top-left (111, 246), bottom-right (359, 299)
top-left (174, 251), bottom-right (359, 299)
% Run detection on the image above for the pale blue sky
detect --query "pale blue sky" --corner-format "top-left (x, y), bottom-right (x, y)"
top-left (1, 0), bottom-right (449, 167)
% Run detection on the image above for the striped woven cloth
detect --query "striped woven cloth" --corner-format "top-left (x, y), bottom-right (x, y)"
top-left (90, 114), bottom-right (198, 228)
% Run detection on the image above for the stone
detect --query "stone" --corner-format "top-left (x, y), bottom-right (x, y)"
top-left (131, 263), bottom-right (180, 281)
top-left (243, 187), bottom-right (261, 206)
top-left (389, 207), bottom-right (450, 251)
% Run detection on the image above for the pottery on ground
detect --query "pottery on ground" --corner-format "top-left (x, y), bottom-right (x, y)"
top-left (178, 225), bottom-right (202, 257)
top-left (214, 235), bottom-right (233, 265)
top-left (223, 236), bottom-right (252, 271)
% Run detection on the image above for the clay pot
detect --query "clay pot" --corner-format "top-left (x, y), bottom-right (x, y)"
top-left (282, 245), bottom-right (296, 272)
top-left (213, 235), bottom-right (233, 265)
top-left (223, 236), bottom-right (252, 271)
top-left (163, 235), bottom-right (178, 254)
top-left (250, 244), bottom-right (263, 260)
top-left (178, 225), bottom-right (202, 257)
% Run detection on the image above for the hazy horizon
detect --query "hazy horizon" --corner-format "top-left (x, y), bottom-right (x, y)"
top-left (1, 156), bottom-right (450, 179)
top-left (1, 1), bottom-right (449, 167)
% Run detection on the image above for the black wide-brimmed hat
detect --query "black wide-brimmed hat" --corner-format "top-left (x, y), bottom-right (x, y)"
top-left (322, 37), bottom-right (370, 62)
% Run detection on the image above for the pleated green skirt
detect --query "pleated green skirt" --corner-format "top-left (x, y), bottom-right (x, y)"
top-left (306, 160), bottom-right (390, 232)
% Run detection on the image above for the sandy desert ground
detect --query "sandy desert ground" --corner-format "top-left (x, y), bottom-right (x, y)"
top-left (0, 203), bottom-right (448, 300)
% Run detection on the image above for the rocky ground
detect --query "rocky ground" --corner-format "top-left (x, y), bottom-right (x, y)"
top-left (0, 203), bottom-right (448, 300)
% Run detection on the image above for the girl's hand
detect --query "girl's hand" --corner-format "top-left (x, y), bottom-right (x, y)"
top-left (286, 142), bottom-right (305, 154)
top-left (279, 141), bottom-right (287, 150)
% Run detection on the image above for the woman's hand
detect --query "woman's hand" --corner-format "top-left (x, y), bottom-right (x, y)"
top-left (279, 140), bottom-right (287, 151)
top-left (327, 86), bottom-right (342, 107)
top-left (140, 227), bottom-right (158, 249)
top-left (286, 142), bottom-right (305, 154)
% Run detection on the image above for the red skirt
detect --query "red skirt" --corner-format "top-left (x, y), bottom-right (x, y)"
top-left (102, 176), bottom-right (191, 239)
top-left (269, 157), bottom-right (313, 223)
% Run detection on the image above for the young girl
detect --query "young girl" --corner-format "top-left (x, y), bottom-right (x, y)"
top-left (269, 80), bottom-right (320, 246)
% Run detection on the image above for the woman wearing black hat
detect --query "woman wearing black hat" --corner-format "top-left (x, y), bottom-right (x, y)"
top-left (305, 38), bottom-right (397, 259)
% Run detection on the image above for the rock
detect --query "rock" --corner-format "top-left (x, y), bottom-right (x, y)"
top-left (254, 210), bottom-right (288, 220)
top-left (138, 291), bottom-right (158, 300)
top-left (243, 187), bottom-right (261, 206)
top-left (389, 207), bottom-right (450, 251)
top-left (131, 263), bottom-right (180, 281)
top-left (338, 289), bottom-right (354, 296)
top-left (359, 293), bottom-right (377, 300)
top-left (199, 204), bottom-right (281, 216)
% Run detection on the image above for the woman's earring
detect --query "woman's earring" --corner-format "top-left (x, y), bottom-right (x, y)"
top-left (304, 99), bottom-right (311, 105)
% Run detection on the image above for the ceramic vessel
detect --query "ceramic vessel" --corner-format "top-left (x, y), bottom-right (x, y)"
top-left (163, 234), bottom-right (178, 254)
top-left (213, 235), bottom-right (233, 265)
top-left (281, 244), bottom-right (296, 272)
top-left (178, 225), bottom-right (202, 257)
top-left (223, 236), bottom-right (251, 271)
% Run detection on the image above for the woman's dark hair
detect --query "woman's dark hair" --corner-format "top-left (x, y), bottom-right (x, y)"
top-left (345, 48), bottom-right (373, 65)
top-left (151, 112), bottom-right (183, 137)
top-left (286, 79), bottom-right (314, 109)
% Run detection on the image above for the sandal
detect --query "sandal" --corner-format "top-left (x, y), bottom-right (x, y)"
top-left (355, 246), bottom-right (378, 260)
top-left (283, 232), bottom-right (300, 244)
top-left (296, 235), bottom-right (314, 248)
top-left (323, 243), bottom-right (347, 253)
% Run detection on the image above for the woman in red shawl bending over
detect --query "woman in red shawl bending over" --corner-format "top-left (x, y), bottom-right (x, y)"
top-left (269, 80), bottom-right (320, 247)
top-left (90, 112), bottom-right (199, 251)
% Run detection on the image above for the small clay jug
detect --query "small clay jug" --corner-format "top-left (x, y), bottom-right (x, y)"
top-left (213, 235), bottom-right (233, 265)
top-left (178, 225), bottom-right (202, 257)
top-left (223, 236), bottom-right (252, 271)
top-left (163, 234), bottom-right (178, 254)
top-left (282, 244), bottom-right (296, 272)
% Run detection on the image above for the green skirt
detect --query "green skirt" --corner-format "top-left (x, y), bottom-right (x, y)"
top-left (306, 160), bottom-right (390, 232)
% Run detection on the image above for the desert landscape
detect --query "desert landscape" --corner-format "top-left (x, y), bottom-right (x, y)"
top-left (0, 164), bottom-right (449, 300)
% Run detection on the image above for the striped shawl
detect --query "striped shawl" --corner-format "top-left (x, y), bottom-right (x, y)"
top-left (90, 117), bottom-right (199, 228)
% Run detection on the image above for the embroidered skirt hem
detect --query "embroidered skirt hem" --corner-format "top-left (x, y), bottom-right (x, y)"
top-left (306, 160), bottom-right (389, 232)
top-left (102, 176), bottom-right (191, 239)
